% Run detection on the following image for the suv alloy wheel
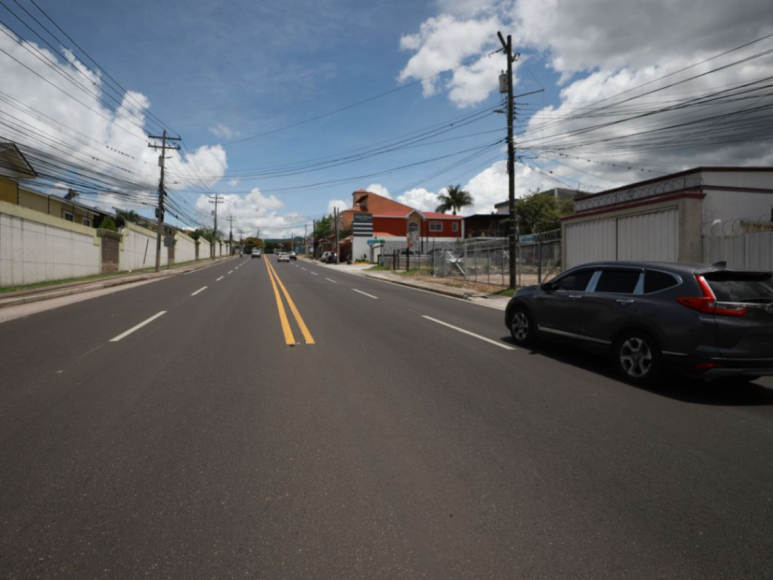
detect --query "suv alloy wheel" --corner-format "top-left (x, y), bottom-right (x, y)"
top-left (615, 330), bottom-right (661, 384)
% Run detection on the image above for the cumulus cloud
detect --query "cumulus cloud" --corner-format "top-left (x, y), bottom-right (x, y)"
top-left (396, 188), bottom-right (439, 212)
top-left (399, 0), bottom-right (773, 192)
top-left (365, 183), bottom-right (392, 198)
top-left (228, 178), bottom-right (240, 187)
top-left (327, 198), bottom-right (348, 214)
top-left (398, 13), bottom-right (506, 107)
top-left (0, 23), bottom-right (228, 217)
top-left (209, 123), bottom-right (240, 140)
top-left (193, 187), bottom-right (303, 239)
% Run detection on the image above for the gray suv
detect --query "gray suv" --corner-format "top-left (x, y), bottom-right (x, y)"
top-left (504, 262), bottom-right (773, 383)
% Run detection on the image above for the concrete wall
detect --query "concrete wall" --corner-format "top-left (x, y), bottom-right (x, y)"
top-left (119, 222), bottom-right (166, 271)
top-left (175, 232), bottom-right (196, 264)
top-left (198, 238), bottom-right (210, 260)
top-left (704, 232), bottom-right (773, 272)
top-left (0, 200), bottom-right (101, 287)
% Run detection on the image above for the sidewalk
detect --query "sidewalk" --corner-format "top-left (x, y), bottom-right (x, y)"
top-left (0, 256), bottom-right (235, 310)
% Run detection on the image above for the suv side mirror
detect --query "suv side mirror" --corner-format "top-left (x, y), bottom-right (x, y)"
top-left (540, 282), bottom-right (554, 292)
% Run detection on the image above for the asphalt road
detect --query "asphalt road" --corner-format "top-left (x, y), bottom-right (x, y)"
top-left (1, 255), bottom-right (773, 578)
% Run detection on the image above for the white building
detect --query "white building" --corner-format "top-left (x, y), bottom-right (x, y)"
top-left (562, 167), bottom-right (773, 269)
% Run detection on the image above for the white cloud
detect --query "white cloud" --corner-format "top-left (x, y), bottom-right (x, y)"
top-left (0, 23), bottom-right (229, 221)
top-left (228, 178), bottom-right (240, 187)
top-left (193, 187), bottom-right (306, 239)
top-left (209, 123), bottom-right (240, 139)
top-left (365, 183), bottom-right (392, 198)
top-left (398, 13), bottom-right (505, 107)
top-left (327, 198), bottom-right (348, 214)
top-left (399, 0), bottom-right (773, 188)
top-left (396, 188), bottom-right (439, 212)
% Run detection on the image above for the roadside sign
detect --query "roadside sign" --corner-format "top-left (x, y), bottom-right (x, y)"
top-left (367, 238), bottom-right (385, 245)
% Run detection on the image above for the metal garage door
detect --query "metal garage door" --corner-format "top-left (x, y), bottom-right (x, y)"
top-left (565, 208), bottom-right (679, 269)
top-left (617, 209), bottom-right (679, 262)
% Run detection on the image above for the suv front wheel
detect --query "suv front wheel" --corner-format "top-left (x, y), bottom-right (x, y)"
top-left (615, 330), bottom-right (661, 384)
top-left (509, 307), bottom-right (536, 346)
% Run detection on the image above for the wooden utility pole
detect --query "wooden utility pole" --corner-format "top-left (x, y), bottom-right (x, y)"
top-left (497, 32), bottom-right (518, 289)
top-left (148, 130), bottom-right (181, 272)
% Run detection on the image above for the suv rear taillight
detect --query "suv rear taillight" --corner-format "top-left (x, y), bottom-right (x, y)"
top-left (677, 275), bottom-right (748, 317)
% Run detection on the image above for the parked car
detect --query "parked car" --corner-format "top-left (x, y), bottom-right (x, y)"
top-left (251, 248), bottom-right (262, 259)
top-left (319, 251), bottom-right (331, 262)
top-left (320, 252), bottom-right (337, 264)
top-left (277, 252), bottom-right (290, 263)
top-left (289, 251), bottom-right (297, 260)
top-left (504, 261), bottom-right (773, 384)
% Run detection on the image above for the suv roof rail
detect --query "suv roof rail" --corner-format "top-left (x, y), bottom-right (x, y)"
top-left (712, 261), bottom-right (727, 269)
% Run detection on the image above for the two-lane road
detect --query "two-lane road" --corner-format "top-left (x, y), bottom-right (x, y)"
top-left (1, 255), bottom-right (773, 578)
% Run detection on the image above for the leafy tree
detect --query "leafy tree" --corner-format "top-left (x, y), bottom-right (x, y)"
top-left (516, 192), bottom-right (575, 234)
top-left (115, 210), bottom-right (142, 227)
top-left (98, 216), bottom-right (118, 232)
top-left (435, 185), bottom-right (473, 215)
top-left (190, 227), bottom-right (222, 243)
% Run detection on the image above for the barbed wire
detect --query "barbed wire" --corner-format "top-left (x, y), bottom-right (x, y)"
top-left (702, 214), bottom-right (773, 236)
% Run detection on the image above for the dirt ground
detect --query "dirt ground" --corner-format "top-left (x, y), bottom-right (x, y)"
top-left (398, 271), bottom-right (552, 294)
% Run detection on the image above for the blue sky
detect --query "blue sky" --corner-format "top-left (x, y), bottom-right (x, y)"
top-left (2, 0), bottom-right (772, 237)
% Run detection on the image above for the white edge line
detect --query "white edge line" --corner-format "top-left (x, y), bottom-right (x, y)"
top-left (191, 286), bottom-right (208, 296)
top-left (422, 315), bottom-right (514, 350)
top-left (216, 276), bottom-right (224, 281)
top-left (310, 272), bottom-right (318, 276)
top-left (352, 289), bottom-right (378, 299)
top-left (326, 278), bottom-right (337, 283)
top-left (228, 270), bottom-right (233, 274)
top-left (110, 311), bottom-right (167, 342)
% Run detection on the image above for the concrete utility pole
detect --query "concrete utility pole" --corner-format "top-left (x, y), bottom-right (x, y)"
top-left (148, 130), bottom-right (181, 272)
top-left (304, 224), bottom-right (308, 255)
top-left (312, 219), bottom-right (316, 257)
top-left (334, 208), bottom-right (340, 264)
top-left (226, 215), bottom-right (236, 246)
top-left (208, 194), bottom-right (225, 256)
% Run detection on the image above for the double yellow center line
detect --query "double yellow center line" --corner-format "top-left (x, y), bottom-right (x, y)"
top-left (265, 258), bottom-right (315, 346)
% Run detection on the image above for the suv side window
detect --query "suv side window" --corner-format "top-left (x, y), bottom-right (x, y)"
top-left (595, 269), bottom-right (641, 294)
top-left (553, 269), bottom-right (594, 292)
top-left (644, 270), bottom-right (679, 294)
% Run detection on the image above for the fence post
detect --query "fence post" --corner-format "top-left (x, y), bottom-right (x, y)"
top-left (538, 241), bottom-right (543, 283)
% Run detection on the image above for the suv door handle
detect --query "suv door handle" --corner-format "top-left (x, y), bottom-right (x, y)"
top-left (616, 299), bottom-right (635, 305)
top-left (568, 295), bottom-right (583, 300)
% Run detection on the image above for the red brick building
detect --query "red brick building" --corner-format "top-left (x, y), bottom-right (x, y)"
top-left (340, 189), bottom-right (463, 261)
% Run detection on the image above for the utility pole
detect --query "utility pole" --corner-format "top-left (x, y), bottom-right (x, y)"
top-left (226, 215), bottom-right (236, 244)
top-left (208, 194), bottom-right (225, 257)
top-left (304, 224), bottom-right (308, 255)
top-left (148, 130), bottom-right (181, 272)
top-left (497, 32), bottom-right (518, 290)
top-left (312, 219), bottom-right (316, 257)
top-left (334, 208), bottom-right (340, 264)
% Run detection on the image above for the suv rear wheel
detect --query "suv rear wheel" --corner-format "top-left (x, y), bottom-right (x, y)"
top-left (615, 330), bottom-right (661, 384)
top-left (509, 307), bottom-right (536, 346)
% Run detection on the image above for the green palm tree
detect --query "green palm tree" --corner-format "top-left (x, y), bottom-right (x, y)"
top-left (435, 185), bottom-right (473, 215)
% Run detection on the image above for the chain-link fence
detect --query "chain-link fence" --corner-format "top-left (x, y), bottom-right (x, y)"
top-left (379, 229), bottom-right (562, 287)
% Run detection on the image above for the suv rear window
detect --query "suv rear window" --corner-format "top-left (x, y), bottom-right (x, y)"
top-left (704, 272), bottom-right (773, 303)
top-left (595, 270), bottom-right (641, 294)
top-left (644, 270), bottom-right (679, 293)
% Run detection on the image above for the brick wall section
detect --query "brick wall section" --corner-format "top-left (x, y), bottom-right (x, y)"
top-left (101, 234), bottom-right (119, 273)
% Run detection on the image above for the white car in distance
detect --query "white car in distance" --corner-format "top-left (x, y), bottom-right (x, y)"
top-left (277, 252), bottom-right (290, 263)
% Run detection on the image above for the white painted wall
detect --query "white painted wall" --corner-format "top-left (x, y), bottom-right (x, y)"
top-left (0, 204), bottom-right (101, 287)
top-left (702, 190), bottom-right (773, 224)
top-left (704, 232), bottom-right (773, 271)
top-left (176, 234), bottom-right (196, 263)
top-left (198, 238), bottom-right (210, 259)
top-left (119, 223), bottom-right (165, 271)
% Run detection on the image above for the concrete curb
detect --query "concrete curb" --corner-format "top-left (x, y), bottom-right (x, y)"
top-left (0, 257), bottom-right (235, 310)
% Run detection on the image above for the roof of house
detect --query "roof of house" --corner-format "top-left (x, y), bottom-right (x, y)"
top-left (0, 142), bottom-right (37, 178)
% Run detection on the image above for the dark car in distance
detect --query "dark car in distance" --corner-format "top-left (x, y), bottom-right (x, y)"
top-left (504, 261), bottom-right (773, 384)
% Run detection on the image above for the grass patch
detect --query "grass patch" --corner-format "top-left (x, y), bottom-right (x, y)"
top-left (493, 288), bottom-right (517, 297)
top-left (399, 269), bottom-right (429, 277)
top-left (0, 257), bottom-right (226, 294)
top-left (366, 265), bottom-right (390, 271)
